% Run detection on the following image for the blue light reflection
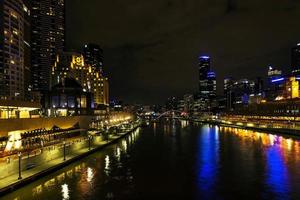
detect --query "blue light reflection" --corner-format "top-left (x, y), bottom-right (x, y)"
top-left (196, 125), bottom-right (220, 199)
top-left (265, 146), bottom-right (290, 199)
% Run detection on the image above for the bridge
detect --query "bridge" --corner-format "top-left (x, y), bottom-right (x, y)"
top-left (153, 110), bottom-right (186, 121)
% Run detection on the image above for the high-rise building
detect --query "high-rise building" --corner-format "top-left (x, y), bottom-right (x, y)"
top-left (268, 66), bottom-right (282, 81)
top-left (165, 97), bottom-right (178, 111)
top-left (207, 71), bottom-right (217, 99)
top-left (197, 55), bottom-right (217, 112)
top-left (51, 52), bottom-right (109, 106)
top-left (232, 79), bottom-right (255, 106)
top-left (266, 66), bottom-right (284, 101)
top-left (224, 77), bottom-right (234, 110)
top-left (291, 43), bottom-right (300, 76)
top-left (198, 56), bottom-right (211, 96)
top-left (83, 43), bottom-right (104, 72)
top-left (0, 0), bottom-right (29, 100)
top-left (23, 0), bottom-right (31, 100)
top-left (31, 0), bottom-right (65, 92)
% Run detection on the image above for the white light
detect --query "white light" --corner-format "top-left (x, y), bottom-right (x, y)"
top-left (116, 147), bottom-right (121, 160)
top-left (87, 167), bottom-right (94, 183)
top-left (105, 155), bottom-right (110, 171)
top-left (61, 184), bottom-right (70, 200)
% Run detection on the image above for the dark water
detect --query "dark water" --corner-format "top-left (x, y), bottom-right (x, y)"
top-left (2, 120), bottom-right (300, 200)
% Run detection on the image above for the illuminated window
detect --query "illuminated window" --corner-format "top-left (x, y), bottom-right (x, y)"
top-left (80, 96), bottom-right (87, 108)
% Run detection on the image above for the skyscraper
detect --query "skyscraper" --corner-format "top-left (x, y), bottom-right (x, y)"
top-left (197, 55), bottom-right (217, 112)
top-left (23, 0), bottom-right (31, 100)
top-left (83, 43), bottom-right (104, 72)
top-left (291, 43), bottom-right (300, 76)
top-left (31, 0), bottom-right (65, 92)
top-left (0, 0), bottom-right (28, 100)
top-left (266, 66), bottom-right (284, 101)
top-left (198, 56), bottom-right (211, 97)
top-left (224, 77), bottom-right (234, 110)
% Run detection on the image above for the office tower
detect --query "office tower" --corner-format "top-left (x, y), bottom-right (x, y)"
top-left (233, 79), bottom-right (255, 106)
top-left (198, 56), bottom-right (211, 96)
top-left (197, 55), bottom-right (217, 112)
top-left (31, 0), bottom-right (65, 92)
top-left (166, 97), bottom-right (178, 111)
top-left (0, 0), bottom-right (28, 100)
top-left (255, 77), bottom-right (264, 94)
top-left (266, 66), bottom-right (284, 101)
top-left (224, 77), bottom-right (234, 110)
top-left (23, 0), bottom-right (31, 100)
top-left (83, 43), bottom-right (104, 72)
top-left (291, 43), bottom-right (300, 76)
top-left (207, 71), bottom-right (217, 99)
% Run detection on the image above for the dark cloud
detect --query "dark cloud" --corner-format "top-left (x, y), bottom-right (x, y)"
top-left (66, 0), bottom-right (300, 104)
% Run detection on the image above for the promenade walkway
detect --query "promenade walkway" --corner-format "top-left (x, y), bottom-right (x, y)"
top-left (0, 125), bottom-right (140, 196)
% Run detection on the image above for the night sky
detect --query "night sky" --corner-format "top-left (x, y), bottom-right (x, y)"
top-left (66, 0), bottom-right (300, 104)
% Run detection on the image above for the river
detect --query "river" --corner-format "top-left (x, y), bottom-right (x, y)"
top-left (2, 120), bottom-right (300, 199)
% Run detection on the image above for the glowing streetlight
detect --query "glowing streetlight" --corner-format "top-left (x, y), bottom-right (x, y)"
top-left (18, 152), bottom-right (22, 180)
top-left (88, 135), bottom-right (92, 151)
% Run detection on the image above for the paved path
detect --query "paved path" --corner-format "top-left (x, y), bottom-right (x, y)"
top-left (0, 127), bottom-right (137, 195)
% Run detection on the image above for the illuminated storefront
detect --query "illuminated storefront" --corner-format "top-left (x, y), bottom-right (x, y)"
top-left (0, 100), bottom-right (40, 119)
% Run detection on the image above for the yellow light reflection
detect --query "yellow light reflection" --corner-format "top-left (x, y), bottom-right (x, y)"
top-left (61, 184), bottom-right (70, 200)
top-left (87, 167), bottom-right (94, 183)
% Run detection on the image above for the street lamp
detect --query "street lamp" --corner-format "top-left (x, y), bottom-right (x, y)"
top-left (63, 141), bottom-right (66, 161)
top-left (88, 135), bottom-right (92, 151)
top-left (18, 152), bottom-right (22, 180)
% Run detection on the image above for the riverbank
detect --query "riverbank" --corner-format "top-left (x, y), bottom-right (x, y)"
top-left (0, 123), bottom-right (140, 197)
top-left (192, 119), bottom-right (300, 137)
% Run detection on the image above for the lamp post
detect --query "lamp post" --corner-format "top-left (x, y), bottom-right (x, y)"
top-left (18, 152), bottom-right (22, 180)
top-left (88, 135), bottom-right (91, 151)
top-left (63, 141), bottom-right (66, 161)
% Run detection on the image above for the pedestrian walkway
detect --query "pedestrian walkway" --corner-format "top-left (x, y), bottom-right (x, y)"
top-left (0, 126), bottom-right (138, 195)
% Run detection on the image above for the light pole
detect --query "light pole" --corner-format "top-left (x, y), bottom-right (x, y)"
top-left (18, 152), bottom-right (22, 180)
top-left (63, 141), bottom-right (66, 161)
top-left (88, 135), bottom-right (91, 151)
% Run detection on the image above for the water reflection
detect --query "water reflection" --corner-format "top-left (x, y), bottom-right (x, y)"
top-left (116, 147), bottom-right (121, 161)
top-left (220, 126), bottom-right (300, 199)
top-left (61, 184), bottom-right (69, 200)
top-left (265, 146), bottom-right (290, 199)
top-left (3, 124), bottom-right (300, 199)
top-left (86, 167), bottom-right (94, 183)
top-left (180, 120), bottom-right (189, 128)
top-left (220, 126), bottom-right (300, 159)
top-left (105, 155), bottom-right (110, 174)
top-left (122, 140), bottom-right (127, 152)
top-left (197, 125), bottom-right (220, 199)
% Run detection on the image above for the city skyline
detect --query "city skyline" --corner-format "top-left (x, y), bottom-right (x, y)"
top-left (66, 0), bottom-right (300, 104)
top-left (1, 1), bottom-right (300, 199)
